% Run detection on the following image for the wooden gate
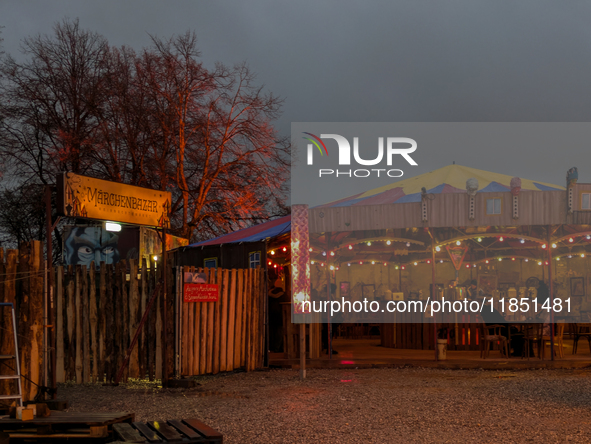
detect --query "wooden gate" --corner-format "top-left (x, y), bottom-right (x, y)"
top-left (179, 268), bottom-right (266, 375)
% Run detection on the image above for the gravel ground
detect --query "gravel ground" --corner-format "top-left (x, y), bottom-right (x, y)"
top-left (61, 367), bottom-right (591, 443)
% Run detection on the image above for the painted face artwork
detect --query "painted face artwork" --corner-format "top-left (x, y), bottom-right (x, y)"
top-left (64, 227), bottom-right (120, 266)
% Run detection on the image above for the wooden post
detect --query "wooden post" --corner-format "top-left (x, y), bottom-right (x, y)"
top-left (431, 232), bottom-right (438, 361)
top-left (161, 226), bottom-right (168, 385)
top-left (548, 226), bottom-right (554, 361)
top-left (45, 186), bottom-right (56, 398)
top-left (299, 323), bottom-right (306, 380)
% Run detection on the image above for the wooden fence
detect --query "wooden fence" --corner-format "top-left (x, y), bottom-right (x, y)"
top-left (54, 257), bottom-right (170, 384)
top-left (180, 267), bottom-right (266, 375)
top-left (1, 241), bottom-right (267, 404)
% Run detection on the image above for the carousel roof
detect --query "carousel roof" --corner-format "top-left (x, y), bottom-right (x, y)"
top-left (316, 164), bottom-right (564, 208)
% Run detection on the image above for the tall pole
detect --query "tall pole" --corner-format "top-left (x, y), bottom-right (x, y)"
top-left (161, 225), bottom-right (168, 385)
top-left (547, 226), bottom-right (554, 361)
top-left (326, 233), bottom-right (332, 359)
top-left (44, 186), bottom-right (56, 398)
top-left (430, 231), bottom-right (438, 361)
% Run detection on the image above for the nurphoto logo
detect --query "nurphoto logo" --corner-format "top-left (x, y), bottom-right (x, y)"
top-left (303, 132), bottom-right (418, 178)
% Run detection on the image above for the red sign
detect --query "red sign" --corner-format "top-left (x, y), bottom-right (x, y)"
top-left (184, 283), bottom-right (219, 302)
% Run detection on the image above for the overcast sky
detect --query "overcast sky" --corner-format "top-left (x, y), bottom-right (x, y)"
top-left (2, 1), bottom-right (591, 203)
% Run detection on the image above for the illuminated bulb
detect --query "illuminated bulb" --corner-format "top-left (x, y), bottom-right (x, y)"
top-left (406, 242), bottom-right (411, 247)
top-left (268, 261), bottom-right (272, 265)
top-left (498, 257), bottom-right (502, 261)
top-left (556, 257), bottom-right (560, 261)
top-left (485, 260), bottom-right (489, 264)
top-left (426, 260), bottom-right (431, 264)
top-left (512, 257), bottom-right (515, 261)
top-left (347, 263), bottom-right (351, 266)
top-left (359, 261), bottom-right (363, 265)
top-left (310, 260), bottom-right (314, 265)
top-left (587, 235), bottom-right (591, 240)
top-left (414, 262), bottom-right (418, 266)
top-left (336, 266), bottom-right (339, 270)
top-left (582, 254), bottom-right (586, 258)
top-left (383, 262), bottom-right (387, 266)
top-left (435, 246), bottom-right (441, 252)
top-left (473, 264), bottom-right (477, 268)
top-left (520, 239), bottom-right (525, 244)
top-left (477, 237), bottom-right (482, 242)
top-left (525, 259), bottom-right (528, 262)
top-left (371, 261), bottom-right (375, 265)
top-left (320, 263), bottom-right (324, 267)
top-left (348, 245), bottom-right (353, 250)
top-left (568, 255), bottom-right (572, 258)
top-left (330, 251), bottom-right (335, 256)
top-left (569, 238), bottom-right (574, 243)
top-left (322, 251), bottom-right (327, 256)
top-left (274, 264), bottom-right (277, 268)
top-left (538, 261), bottom-right (542, 265)
top-left (499, 236), bottom-right (504, 242)
top-left (283, 246), bottom-right (287, 252)
top-left (552, 243), bottom-right (557, 249)
top-left (456, 240), bottom-right (461, 246)
top-left (542, 244), bottom-right (547, 249)
top-left (271, 250), bottom-right (275, 255)
top-left (401, 265), bottom-right (406, 270)
top-left (466, 264), bottom-right (470, 268)
top-left (367, 241), bottom-right (371, 246)
top-left (395, 265), bottom-right (399, 270)
top-left (440, 260), bottom-right (443, 263)
top-left (309, 247), bottom-right (313, 252)
top-left (386, 240), bottom-right (391, 246)
top-left (329, 265), bottom-right (335, 271)
top-left (545, 261), bottom-right (549, 265)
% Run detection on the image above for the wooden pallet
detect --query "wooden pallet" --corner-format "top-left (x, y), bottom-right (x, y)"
top-left (113, 419), bottom-right (223, 443)
top-left (0, 411), bottom-right (134, 442)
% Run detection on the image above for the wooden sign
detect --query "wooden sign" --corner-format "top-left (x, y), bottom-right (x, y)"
top-left (184, 283), bottom-right (219, 302)
top-left (57, 172), bottom-right (171, 227)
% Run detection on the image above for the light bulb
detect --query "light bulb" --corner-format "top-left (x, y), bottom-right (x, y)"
top-left (456, 240), bottom-right (461, 246)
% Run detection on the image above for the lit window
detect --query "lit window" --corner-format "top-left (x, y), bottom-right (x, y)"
top-left (204, 258), bottom-right (218, 269)
top-left (486, 198), bottom-right (501, 215)
top-left (582, 193), bottom-right (591, 210)
top-left (249, 251), bottom-right (261, 269)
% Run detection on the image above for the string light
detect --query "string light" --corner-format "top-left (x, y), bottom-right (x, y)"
top-left (512, 257), bottom-right (515, 261)
top-left (456, 240), bottom-right (461, 246)
top-left (499, 236), bottom-right (504, 242)
top-left (587, 235), bottom-right (591, 240)
top-left (477, 237), bottom-right (482, 242)
top-left (401, 265), bottom-right (406, 270)
top-left (268, 261), bottom-right (272, 266)
top-left (311, 260), bottom-right (315, 265)
top-left (524, 259), bottom-right (529, 262)
top-left (320, 263), bottom-right (324, 267)
top-left (322, 251), bottom-right (327, 256)
top-left (371, 261), bottom-right (375, 265)
top-left (367, 241), bottom-right (372, 246)
top-left (569, 238), bottom-right (574, 243)
top-left (383, 262), bottom-right (387, 266)
top-left (466, 264), bottom-right (470, 268)
top-left (414, 262), bottom-right (418, 266)
top-left (348, 245), bottom-right (353, 250)
top-left (473, 264), bottom-right (477, 268)
top-left (435, 246), bottom-right (441, 252)
top-left (498, 258), bottom-right (502, 261)
top-left (309, 247), bottom-right (313, 252)
top-left (395, 265), bottom-right (399, 270)
top-left (406, 242), bottom-right (411, 247)
top-left (582, 254), bottom-right (586, 258)
top-left (271, 250), bottom-right (275, 255)
top-left (283, 246), bottom-right (287, 252)
top-left (542, 244), bottom-right (547, 249)
top-left (538, 261), bottom-right (542, 265)
top-left (520, 239), bottom-right (525, 244)
top-left (347, 263), bottom-right (351, 266)
top-left (426, 260), bottom-right (431, 264)
top-left (359, 261), bottom-right (363, 265)
top-left (386, 240), bottom-right (391, 245)
top-left (330, 251), bottom-right (335, 256)
top-left (329, 265), bottom-right (334, 271)
top-left (568, 255), bottom-right (572, 259)
top-left (274, 264), bottom-right (277, 268)
top-left (556, 257), bottom-right (560, 261)
top-left (440, 260), bottom-right (443, 263)
top-left (485, 260), bottom-right (489, 264)
top-left (552, 243), bottom-right (557, 249)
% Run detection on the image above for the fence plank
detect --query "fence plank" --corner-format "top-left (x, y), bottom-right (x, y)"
top-left (82, 265), bottom-right (90, 383)
top-left (55, 267), bottom-right (65, 383)
top-left (213, 268), bottom-right (222, 374)
top-left (220, 269), bottom-right (229, 372)
top-left (98, 263), bottom-right (107, 382)
top-left (89, 264), bottom-right (97, 382)
top-left (74, 266), bottom-right (82, 383)
top-left (226, 270), bottom-right (237, 371)
top-left (206, 269), bottom-right (214, 374)
top-left (234, 270), bottom-right (244, 368)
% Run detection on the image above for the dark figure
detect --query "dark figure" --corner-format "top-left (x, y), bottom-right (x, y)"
top-left (321, 283), bottom-right (340, 355)
top-left (481, 307), bottom-right (524, 357)
top-left (467, 279), bottom-right (480, 301)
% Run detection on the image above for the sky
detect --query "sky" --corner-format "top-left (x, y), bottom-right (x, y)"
top-left (2, 0), bottom-right (591, 205)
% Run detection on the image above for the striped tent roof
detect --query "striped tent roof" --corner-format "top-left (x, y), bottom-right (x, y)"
top-left (317, 164), bottom-right (564, 208)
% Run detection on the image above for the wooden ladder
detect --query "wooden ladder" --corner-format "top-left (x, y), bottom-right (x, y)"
top-left (0, 303), bottom-right (23, 407)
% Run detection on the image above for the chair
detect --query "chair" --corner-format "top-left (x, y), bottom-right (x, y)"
top-left (572, 323), bottom-right (591, 354)
top-left (541, 323), bottom-right (565, 359)
top-left (522, 323), bottom-right (543, 360)
top-left (479, 324), bottom-right (509, 359)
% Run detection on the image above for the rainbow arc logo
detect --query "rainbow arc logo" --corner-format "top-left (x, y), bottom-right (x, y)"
top-left (302, 132), bottom-right (328, 156)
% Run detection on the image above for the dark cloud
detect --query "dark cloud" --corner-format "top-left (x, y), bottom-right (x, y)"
top-left (1, 0), bottom-right (591, 197)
